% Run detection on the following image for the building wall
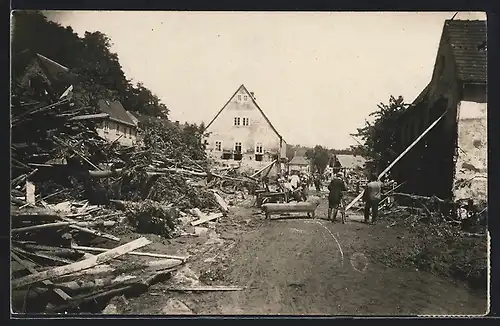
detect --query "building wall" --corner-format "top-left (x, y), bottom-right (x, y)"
top-left (394, 28), bottom-right (462, 199)
top-left (205, 87), bottom-right (284, 173)
top-left (96, 119), bottom-right (137, 147)
top-left (289, 164), bottom-right (310, 173)
top-left (453, 100), bottom-right (487, 202)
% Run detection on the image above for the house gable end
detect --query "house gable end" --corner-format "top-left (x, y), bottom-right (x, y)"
top-left (205, 84), bottom-right (283, 141)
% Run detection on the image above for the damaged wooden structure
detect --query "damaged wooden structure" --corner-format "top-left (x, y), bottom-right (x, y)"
top-left (391, 19), bottom-right (487, 206)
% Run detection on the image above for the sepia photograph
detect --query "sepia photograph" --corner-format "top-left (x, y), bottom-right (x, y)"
top-left (10, 10), bottom-right (488, 316)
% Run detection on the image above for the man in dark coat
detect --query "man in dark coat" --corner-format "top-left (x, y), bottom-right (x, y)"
top-left (327, 172), bottom-right (346, 222)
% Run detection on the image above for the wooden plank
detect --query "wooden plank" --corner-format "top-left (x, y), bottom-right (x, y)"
top-left (250, 160), bottom-right (277, 178)
top-left (345, 110), bottom-right (448, 212)
top-left (212, 191), bottom-right (229, 214)
top-left (12, 237), bottom-right (151, 289)
top-left (26, 181), bottom-right (35, 204)
top-left (58, 217), bottom-right (120, 241)
top-left (11, 252), bottom-right (71, 301)
top-left (68, 113), bottom-right (109, 121)
top-left (11, 221), bottom-right (116, 234)
top-left (165, 285), bottom-right (243, 292)
top-left (191, 213), bottom-right (223, 226)
top-left (70, 244), bottom-right (189, 261)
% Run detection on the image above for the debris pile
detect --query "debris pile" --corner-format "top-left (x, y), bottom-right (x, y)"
top-left (370, 191), bottom-right (488, 290)
top-left (11, 202), bottom-right (188, 313)
top-left (11, 73), bottom-right (258, 313)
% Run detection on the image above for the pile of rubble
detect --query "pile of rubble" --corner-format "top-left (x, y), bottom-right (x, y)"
top-left (11, 74), bottom-right (257, 314)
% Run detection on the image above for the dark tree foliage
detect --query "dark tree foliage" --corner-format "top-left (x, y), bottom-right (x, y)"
top-left (305, 145), bottom-right (330, 174)
top-left (350, 95), bottom-right (409, 177)
top-left (11, 11), bottom-right (168, 118)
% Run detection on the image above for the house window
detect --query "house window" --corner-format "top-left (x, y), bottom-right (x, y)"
top-left (242, 117), bottom-right (249, 126)
top-left (255, 142), bottom-right (263, 154)
top-left (235, 142), bottom-right (242, 153)
top-left (215, 141), bottom-right (222, 151)
top-left (237, 95), bottom-right (242, 101)
top-left (243, 95), bottom-right (248, 101)
top-left (234, 117), bottom-right (241, 126)
top-left (103, 121), bottom-right (109, 132)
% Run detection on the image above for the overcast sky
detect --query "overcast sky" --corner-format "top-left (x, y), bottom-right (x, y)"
top-left (45, 11), bottom-right (486, 149)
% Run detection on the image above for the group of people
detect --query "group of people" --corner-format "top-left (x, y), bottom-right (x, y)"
top-left (274, 169), bottom-right (383, 224)
top-left (326, 172), bottom-right (382, 224)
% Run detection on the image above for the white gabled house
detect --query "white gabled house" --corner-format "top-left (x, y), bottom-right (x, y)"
top-left (203, 84), bottom-right (287, 174)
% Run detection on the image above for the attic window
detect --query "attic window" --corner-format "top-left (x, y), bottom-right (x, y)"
top-left (234, 117), bottom-right (241, 126)
top-left (244, 95), bottom-right (248, 101)
top-left (478, 41), bottom-right (487, 52)
top-left (237, 95), bottom-right (242, 101)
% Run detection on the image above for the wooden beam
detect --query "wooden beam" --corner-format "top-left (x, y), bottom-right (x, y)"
top-left (345, 110), bottom-right (448, 211)
top-left (191, 213), bottom-right (223, 226)
top-left (70, 244), bottom-right (189, 261)
top-left (250, 160), bottom-right (277, 178)
top-left (11, 221), bottom-right (115, 234)
top-left (12, 237), bottom-right (151, 289)
top-left (11, 252), bottom-right (71, 301)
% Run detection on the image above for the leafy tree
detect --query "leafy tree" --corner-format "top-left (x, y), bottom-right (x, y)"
top-left (305, 145), bottom-right (330, 174)
top-left (11, 11), bottom-right (168, 118)
top-left (350, 95), bottom-right (409, 177)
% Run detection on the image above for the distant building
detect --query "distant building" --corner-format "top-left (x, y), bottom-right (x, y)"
top-left (13, 50), bottom-right (74, 101)
top-left (288, 155), bottom-right (311, 173)
top-left (96, 99), bottom-right (138, 147)
top-left (392, 19), bottom-right (487, 201)
top-left (203, 84), bottom-right (287, 175)
top-left (333, 154), bottom-right (366, 173)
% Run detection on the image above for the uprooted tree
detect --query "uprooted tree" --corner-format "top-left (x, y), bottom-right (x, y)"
top-left (350, 95), bottom-right (409, 177)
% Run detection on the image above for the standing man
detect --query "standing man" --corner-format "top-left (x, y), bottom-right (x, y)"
top-left (327, 172), bottom-right (346, 222)
top-left (363, 173), bottom-right (382, 224)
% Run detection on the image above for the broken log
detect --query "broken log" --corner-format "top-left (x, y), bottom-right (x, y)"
top-left (70, 244), bottom-right (189, 261)
top-left (12, 237), bottom-right (151, 289)
top-left (12, 247), bottom-right (74, 265)
top-left (11, 206), bottom-right (61, 220)
top-left (191, 213), bottom-right (223, 226)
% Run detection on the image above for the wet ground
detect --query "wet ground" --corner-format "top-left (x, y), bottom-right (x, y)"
top-left (110, 191), bottom-right (488, 316)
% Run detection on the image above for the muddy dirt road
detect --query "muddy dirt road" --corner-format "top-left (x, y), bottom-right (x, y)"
top-left (119, 193), bottom-right (488, 316)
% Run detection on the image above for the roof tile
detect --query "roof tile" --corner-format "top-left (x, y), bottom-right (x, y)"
top-left (444, 20), bottom-right (487, 83)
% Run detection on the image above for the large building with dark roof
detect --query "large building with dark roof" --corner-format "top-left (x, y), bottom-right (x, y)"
top-left (96, 99), bottom-right (138, 147)
top-left (392, 19), bottom-right (487, 202)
